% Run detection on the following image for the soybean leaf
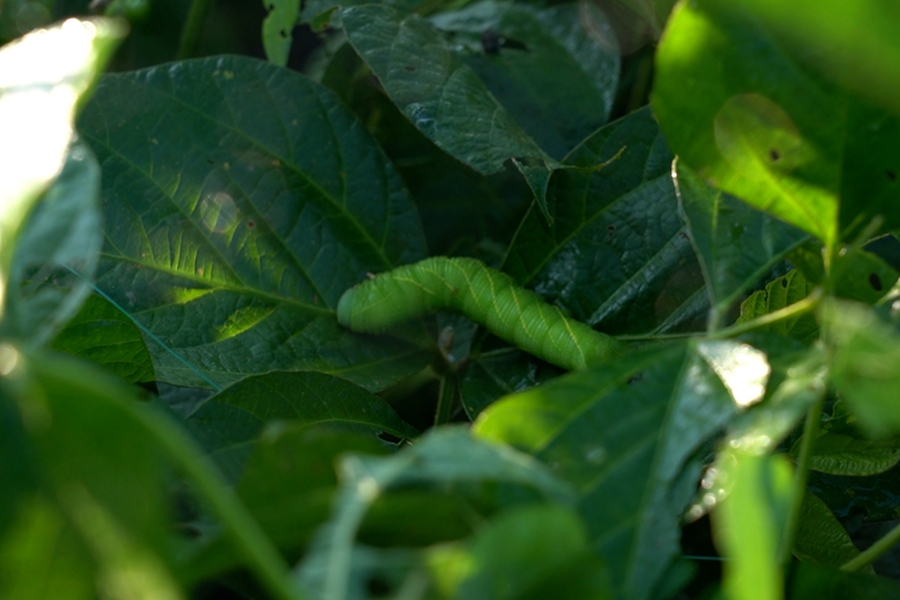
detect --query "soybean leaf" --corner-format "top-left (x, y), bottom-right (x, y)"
top-left (296, 427), bottom-right (574, 600)
top-left (186, 371), bottom-right (418, 481)
top-left (713, 449), bottom-right (794, 600)
top-left (788, 562), bottom-right (900, 600)
top-left (793, 492), bottom-right (868, 571)
top-left (341, 2), bottom-right (619, 219)
top-left (0, 350), bottom-right (184, 599)
top-left (0, 18), bottom-right (122, 284)
top-left (503, 107), bottom-right (706, 335)
top-left (674, 161), bottom-right (807, 318)
top-left (262, 0), bottom-right (300, 66)
top-left (427, 504), bottom-right (612, 600)
top-left (52, 293), bottom-right (156, 383)
top-left (459, 349), bottom-right (563, 419)
top-left (821, 299), bottom-right (900, 437)
top-left (653, 0), bottom-right (900, 247)
top-left (792, 432), bottom-right (900, 477)
top-left (736, 271), bottom-right (818, 344)
top-left (3, 143), bottom-right (102, 348)
top-left (78, 55), bottom-right (429, 392)
top-left (475, 341), bottom-right (752, 600)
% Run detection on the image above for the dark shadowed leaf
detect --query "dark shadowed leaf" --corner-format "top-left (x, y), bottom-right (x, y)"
top-left (78, 55), bottom-right (429, 392)
top-left (503, 107), bottom-right (706, 335)
top-left (792, 432), bottom-right (900, 477)
top-left (788, 562), bottom-right (900, 600)
top-left (793, 492), bottom-right (867, 571)
top-left (186, 371), bottom-right (417, 481)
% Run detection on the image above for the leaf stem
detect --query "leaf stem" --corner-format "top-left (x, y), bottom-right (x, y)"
top-left (711, 288), bottom-right (822, 339)
top-left (178, 0), bottom-right (214, 59)
top-left (127, 403), bottom-right (306, 600)
top-left (841, 520), bottom-right (900, 572)
top-left (434, 373), bottom-right (457, 426)
top-left (780, 395), bottom-right (824, 566)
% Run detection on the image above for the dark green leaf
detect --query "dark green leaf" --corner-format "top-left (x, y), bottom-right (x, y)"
top-left (52, 293), bottom-right (155, 383)
top-left (793, 432), bottom-right (900, 476)
top-left (186, 371), bottom-right (417, 480)
top-left (788, 562), bottom-right (900, 600)
top-left (674, 161), bottom-right (807, 316)
top-left (78, 55), bottom-right (429, 391)
top-left (502, 107), bottom-right (706, 335)
top-left (475, 341), bottom-right (745, 600)
top-left (459, 349), bottom-right (562, 419)
top-left (794, 493), bottom-right (867, 571)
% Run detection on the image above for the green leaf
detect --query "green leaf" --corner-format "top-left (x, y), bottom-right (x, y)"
top-left (4, 144), bottom-right (102, 348)
top-left (736, 271), bottom-right (818, 344)
top-left (713, 449), bottom-right (795, 600)
top-left (788, 562), bottom-right (900, 600)
top-left (653, 1), bottom-right (900, 247)
top-left (0, 349), bottom-right (184, 599)
top-left (52, 293), bottom-right (155, 383)
top-left (821, 299), bottom-right (900, 437)
top-left (186, 371), bottom-right (417, 481)
top-left (296, 426), bottom-right (574, 600)
top-left (262, 0), bottom-right (300, 66)
top-left (793, 493), bottom-right (867, 571)
top-left (77, 55), bottom-right (430, 391)
top-left (674, 161), bottom-right (807, 316)
top-left (831, 249), bottom-right (899, 305)
top-left (475, 341), bottom-right (746, 600)
top-left (503, 107), bottom-right (706, 335)
top-left (341, 1), bottom-right (619, 219)
top-left (459, 349), bottom-right (563, 419)
top-left (793, 432), bottom-right (900, 476)
top-left (0, 18), bottom-right (123, 322)
top-left (428, 504), bottom-right (612, 600)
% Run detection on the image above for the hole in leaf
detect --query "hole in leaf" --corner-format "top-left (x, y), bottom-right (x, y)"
top-left (869, 273), bottom-right (883, 291)
top-left (781, 279), bottom-right (788, 288)
top-left (768, 149), bottom-right (781, 162)
top-left (887, 170), bottom-right (897, 181)
top-left (365, 576), bottom-right (391, 597)
top-left (206, 158), bottom-right (214, 165)
top-left (404, 65), bottom-right (416, 72)
top-left (280, 29), bottom-right (289, 38)
top-left (378, 431), bottom-right (402, 445)
top-left (247, 221), bottom-right (255, 228)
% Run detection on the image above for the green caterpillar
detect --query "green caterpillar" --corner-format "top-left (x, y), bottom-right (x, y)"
top-left (337, 257), bottom-right (623, 371)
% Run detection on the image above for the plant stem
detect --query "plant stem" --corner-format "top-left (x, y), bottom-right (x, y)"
top-left (434, 374), bottom-right (457, 426)
top-left (711, 288), bottom-right (822, 339)
top-left (779, 395), bottom-right (824, 566)
top-left (841, 520), bottom-right (900, 572)
top-left (130, 403), bottom-right (306, 600)
top-left (178, 0), bottom-right (214, 60)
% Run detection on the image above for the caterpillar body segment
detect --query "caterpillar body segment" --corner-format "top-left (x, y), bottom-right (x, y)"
top-left (337, 257), bottom-right (623, 371)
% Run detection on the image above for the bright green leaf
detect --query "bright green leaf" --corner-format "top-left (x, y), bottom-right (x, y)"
top-left (736, 271), bottom-right (818, 344)
top-left (77, 55), bottom-right (430, 392)
top-left (262, 0), bottom-right (300, 66)
top-left (714, 449), bottom-right (794, 600)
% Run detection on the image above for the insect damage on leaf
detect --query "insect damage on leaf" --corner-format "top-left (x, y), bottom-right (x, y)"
top-left (337, 257), bottom-right (623, 371)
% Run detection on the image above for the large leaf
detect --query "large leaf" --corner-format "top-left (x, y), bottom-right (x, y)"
top-left (653, 1), bottom-right (900, 247)
top-left (0, 18), bottom-right (122, 323)
top-left (503, 107), bottom-right (706, 335)
top-left (341, 1), bottom-right (619, 219)
top-left (793, 493), bottom-right (867, 571)
top-left (2, 143), bottom-right (102, 348)
top-left (674, 161), bottom-right (807, 319)
top-left (793, 432), bottom-right (900, 477)
top-left (78, 55), bottom-right (429, 391)
top-left (474, 341), bottom-right (753, 600)
top-left (788, 562), bottom-right (900, 600)
top-left (736, 271), bottom-right (818, 344)
top-left (186, 371), bottom-right (418, 480)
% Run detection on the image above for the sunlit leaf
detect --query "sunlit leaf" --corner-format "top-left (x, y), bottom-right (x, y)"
top-left (262, 0), bottom-right (300, 66)
top-left (78, 55), bottom-right (429, 391)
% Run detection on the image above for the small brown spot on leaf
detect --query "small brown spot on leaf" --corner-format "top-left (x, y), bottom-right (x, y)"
top-left (404, 65), bottom-right (416, 72)
top-left (769, 149), bottom-right (781, 162)
top-left (247, 221), bottom-right (255, 228)
top-left (887, 170), bottom-right (897, 181)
